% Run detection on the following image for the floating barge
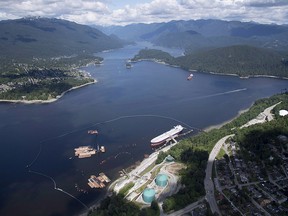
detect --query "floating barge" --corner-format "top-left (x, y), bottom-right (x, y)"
top-left (88, 173), bottom-right (111, 188)
top-left (75, 145), bottom-right (106, 158)
top-left (74, 146), bottom-right (96, 158)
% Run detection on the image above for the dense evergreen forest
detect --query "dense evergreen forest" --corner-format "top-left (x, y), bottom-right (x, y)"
top-left (88, 93), bottom-right (288, 215)
top-left (132, 46), bottom-right (288, 78)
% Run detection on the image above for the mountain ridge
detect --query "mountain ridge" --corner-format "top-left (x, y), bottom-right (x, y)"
top-left (0, 17), bottom-right (124, 60)
top-left (100, 19), bottom-right (288, 53)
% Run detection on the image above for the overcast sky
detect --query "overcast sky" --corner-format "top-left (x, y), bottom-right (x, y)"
top-left (0, 0), bottom-right (287, 26)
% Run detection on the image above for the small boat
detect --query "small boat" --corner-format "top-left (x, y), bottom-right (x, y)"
top-left (88, 130), bottom-right (98, 135)
top-left (187, 73), bottom-right (193, 80)
top-left (100, 146), bottom-right (106, 153)
top-left (126, 63), bottom-right (132, 69)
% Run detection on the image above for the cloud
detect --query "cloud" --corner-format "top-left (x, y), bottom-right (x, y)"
top-left (245, 0), bottom-right (288, 7)
top-left (0, 0), bottom-right (287, 25)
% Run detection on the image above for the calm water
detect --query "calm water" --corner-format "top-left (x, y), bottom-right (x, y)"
top-left (1, 44), bottom-right (288, 216)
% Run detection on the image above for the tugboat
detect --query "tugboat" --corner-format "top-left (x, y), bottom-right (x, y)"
top-left (100, 146), bottom-right (106, 153)
top-left (187, 73), bottom-right (193, 80)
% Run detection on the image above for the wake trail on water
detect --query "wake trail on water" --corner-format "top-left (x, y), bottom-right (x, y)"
top-left (178, 88), bottom-right (247, 103)
top-left (194, 88), bottom-right (247, 100)
top-left (204, 88), bottom-right (247, 97)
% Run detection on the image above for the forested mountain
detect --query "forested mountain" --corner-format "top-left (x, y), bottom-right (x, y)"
top-left (132, 45), bottom-right (288, 78)
top-left (0, 17), bottom-right (124, 60)
top-left (101, 19), bottom-right (288, 53)
top-left (177, 45), bottom-right (288, 77)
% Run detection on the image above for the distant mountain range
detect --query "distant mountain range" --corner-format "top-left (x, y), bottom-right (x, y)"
top-left (0, 17), bottom-right (124, 60)
top-left (99, 19), bottom-right (288, 53)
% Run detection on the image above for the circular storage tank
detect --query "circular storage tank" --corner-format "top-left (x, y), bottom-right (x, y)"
top-left (155, 174), bottom-right (168, 187)
top-left (142, 188), bottom-right (156, 203)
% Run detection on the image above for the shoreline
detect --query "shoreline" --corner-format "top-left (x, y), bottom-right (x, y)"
top-left (0, 79), bottom-right (97, 104)
top-left (132, 58), bottom-right (288, 80)
top-left (203, 106), bottom-right (251, 132)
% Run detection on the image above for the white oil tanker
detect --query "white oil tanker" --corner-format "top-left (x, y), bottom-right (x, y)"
top-left (150, 125), bottom-right (184, 147)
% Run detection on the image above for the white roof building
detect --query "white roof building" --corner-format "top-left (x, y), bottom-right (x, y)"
top-left (279, 110), bottom-right (288, 116)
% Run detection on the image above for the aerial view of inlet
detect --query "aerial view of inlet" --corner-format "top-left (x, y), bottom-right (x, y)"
top-left (1, 1), bottom-right (288, 216)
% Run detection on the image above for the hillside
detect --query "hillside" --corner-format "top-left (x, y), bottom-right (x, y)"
top-left (0, 17), bottom-right (124, 102)
top-left (132, 45), bottom-right (288, 78)
top-left (0, 17), bottom-right (124, 60)
top-left (177, 45), bottom-right (288, 77)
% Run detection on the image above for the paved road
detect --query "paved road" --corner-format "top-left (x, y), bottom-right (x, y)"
top-left (204, 134), bottom-right (234, 215)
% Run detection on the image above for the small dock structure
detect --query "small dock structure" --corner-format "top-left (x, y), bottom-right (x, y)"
top-left (88, 173), bottom-right (111, 188)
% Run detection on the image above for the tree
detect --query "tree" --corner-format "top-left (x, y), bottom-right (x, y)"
top-left (150, 200), bottom-right (160, 215)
